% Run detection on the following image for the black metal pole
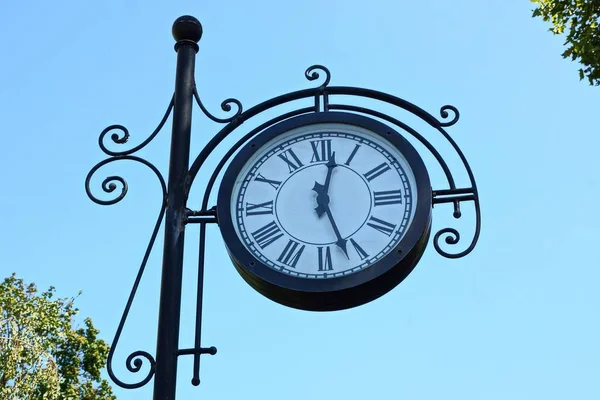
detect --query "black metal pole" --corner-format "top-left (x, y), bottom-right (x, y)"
top-left (153, 16), bottom-right (202, 400)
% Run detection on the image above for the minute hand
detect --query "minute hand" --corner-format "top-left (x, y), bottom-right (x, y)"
top-left (324, 207), bottom-right (348, 259)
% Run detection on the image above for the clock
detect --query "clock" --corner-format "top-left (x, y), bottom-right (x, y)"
top-left (217, 112), bottom-right (432, 311)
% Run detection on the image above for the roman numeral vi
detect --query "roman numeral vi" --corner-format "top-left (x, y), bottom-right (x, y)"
top-left (317, 246), bottom-right (334, 271)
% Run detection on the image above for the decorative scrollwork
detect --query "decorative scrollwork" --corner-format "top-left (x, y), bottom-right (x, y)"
top-left (439, 105), bottom-right (460, 127)
top-left (85, 155), bottom-right (167, 389)
top-left (99, 96), bottom-right (174, 156)
top-left (106, 350), bottom-right (156, 389)
top-left (305, 65), bottom-right (331, 89)
top-left (85, 160), bottom-right (129, 205)
top-left (193, 84), bottom-right (243, 123)
top-left (433, 199), bottom-right (481, 259)
top-left (433, 228), bottom-right (460, 256)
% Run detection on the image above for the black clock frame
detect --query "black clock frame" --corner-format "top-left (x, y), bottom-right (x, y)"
top-left (217, 112), bottom-right (432, 311)
top-left (84, 14), bottom-right (481, 399)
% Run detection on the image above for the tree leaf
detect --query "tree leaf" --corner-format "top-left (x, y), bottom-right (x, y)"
top-left (532, 0), bottom-right (600, 85)
top-left (0, 274), bottom-right (116, 400)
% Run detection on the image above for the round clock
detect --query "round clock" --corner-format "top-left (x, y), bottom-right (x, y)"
top-left (217, 112), bottom-right (432, 311)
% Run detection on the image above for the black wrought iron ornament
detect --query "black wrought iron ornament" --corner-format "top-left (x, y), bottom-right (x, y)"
top-left (85, 15), bottom-right (480, 400)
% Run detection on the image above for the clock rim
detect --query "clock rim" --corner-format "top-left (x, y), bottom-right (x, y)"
top-left (217, 111), bottom-right (432, 311)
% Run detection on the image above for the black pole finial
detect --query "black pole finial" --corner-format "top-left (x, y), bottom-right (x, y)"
top-left (172, 15), bottom-right (203, 43)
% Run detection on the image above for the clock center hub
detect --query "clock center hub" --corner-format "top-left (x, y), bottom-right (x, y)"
top-left (316, 192), bottom-right (330, 206)
top-left (275, 164), bottom-right (371, 246)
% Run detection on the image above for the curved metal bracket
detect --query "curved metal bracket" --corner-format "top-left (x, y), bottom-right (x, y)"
top-left (84, 98), bottom-right (173, 389)
top-left (186, 65), bottom-right (481, 260)
top-left (193, 84), bottom-right (243, 123)
top-left (87, 63), bottom-right (481, 392)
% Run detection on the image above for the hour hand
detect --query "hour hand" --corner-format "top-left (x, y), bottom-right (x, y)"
top-left (312, 153), bottom-right (337, 218)
top-left (312, 182), bottom-right (329, 217)
top-left (312, 181), bottom-right (325, 193)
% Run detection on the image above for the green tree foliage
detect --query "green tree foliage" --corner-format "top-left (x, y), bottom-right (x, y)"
top-left (531, 0), bottom-right (600, 85)
top-left (0, 274), bottom-right (116, 400)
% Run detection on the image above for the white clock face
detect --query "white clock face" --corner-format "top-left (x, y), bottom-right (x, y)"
top-left (230, 122), bottom-right (418, 279)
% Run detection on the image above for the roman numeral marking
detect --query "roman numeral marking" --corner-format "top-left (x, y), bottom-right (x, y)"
top-left (251, 221), bottom-right (284, 249)
top-left (373, 190), bottom-right (403, 206)
top-left (310, 139), bottom-right (332, 163)
top-left (363, 162), bottom-right (391, 182)
top-left (349, 238), bottom-right (369, 260)
top-left (245, 200), bottom-right (274, 216)
top-left (254, 173), bottom-right (281, 190)
top-left (366, 216), bottom-right (396, 236)
top-left (278, 148), bottom-right (304, 173)
top-left (277, 239), bottom-right (305, 268)
top-left (317, 246), bottom-right (334, 271)
top-left (345, 144), bottom-right (360, 166)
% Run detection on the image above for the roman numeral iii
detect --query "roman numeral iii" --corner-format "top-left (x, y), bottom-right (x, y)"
top-left (373, 190), bottom-right (403, 206)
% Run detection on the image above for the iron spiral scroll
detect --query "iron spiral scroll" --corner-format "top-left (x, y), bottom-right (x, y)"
top-left (86, 63), bottom-right (480, 390)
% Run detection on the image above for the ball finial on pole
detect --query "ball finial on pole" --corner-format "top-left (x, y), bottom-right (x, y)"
top-left (172, 15), bottom-right (203, 43)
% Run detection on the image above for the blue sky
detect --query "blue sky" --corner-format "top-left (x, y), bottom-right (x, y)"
top-left (1, 1), bottom-right (599, 399)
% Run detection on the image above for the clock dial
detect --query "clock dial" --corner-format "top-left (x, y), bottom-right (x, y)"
top-left (229, 123), bottom-right (418, 279)
top-left (218, 112), bottom-right (432, 311)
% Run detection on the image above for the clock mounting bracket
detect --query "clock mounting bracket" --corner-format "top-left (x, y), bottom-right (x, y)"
top-left (85, 62), bottom-right (480, 390)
